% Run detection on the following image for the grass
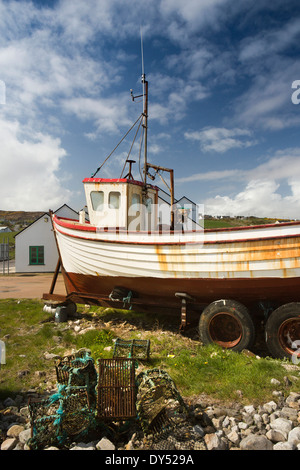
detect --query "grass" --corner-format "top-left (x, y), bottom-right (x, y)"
top-left (0, 231), bottom-right (19, 259)
top-left (0, 299), bottom-right (299, 405)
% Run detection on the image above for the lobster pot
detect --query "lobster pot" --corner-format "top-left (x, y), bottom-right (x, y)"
top-left (97, 358), bottom-right (136, 421)
top-left (28, 390), bottom-right (92, 450)
top-left (113, 338), bottom-right (150, 361)
top-left (54, 349), bottom-right (97, 406)
top-left (136, 368), bottom-right (186, 435)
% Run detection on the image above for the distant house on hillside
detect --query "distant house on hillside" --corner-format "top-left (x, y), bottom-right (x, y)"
top-left (157, 187), bottom-right (201, 229)
top-left (0, 226), bottom-right (12, 233)
top-left (15, 204), bottom-right (79, 273)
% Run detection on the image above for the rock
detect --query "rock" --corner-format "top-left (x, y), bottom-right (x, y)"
top-left (70, 442), bottom-right (96, 450)
top-left (280, 406), bottom-right (298, 421)
top-left (204, 433), bottom-right (227, 450)
top-left (240, 434), bottom-right (273, 450)
top-left (7, 424), bottom-right (25, 438)
top-left (263, 401), bottom-right (277, 413)
top-left (270, 417), bottom-right (293, 440)
top-left (273, 442), bottom-right (295, 450)
top-left (1, 438), bottom-right (18, 450)
top-left (44, 352), bottom-right (59, 360)
top-left (193, 424), bottom-right (205, 438)
top-left (270, 378), bottom-right (281, 386)
top-left (266, 429), bottom-right (286, 443)
top-left (244, 405), bottom-right (255, 415)
top-left (96, 437), bottom-right (116, 450)
top-left (18, 428), bottom-right (32, 444)
top-left (288, 426), bottom-right (300, 446)
top-left (35, 370), bottom-right (46, 377)
top-left (227, 430), bottom-right (240, 446)
top-left (17, 369), bottom-right (30, 378)
top-left (286, 392), bottom-right (300, 405)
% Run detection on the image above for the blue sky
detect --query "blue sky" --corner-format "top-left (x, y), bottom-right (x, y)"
top-left (1, 0), bottom-right (300, 218)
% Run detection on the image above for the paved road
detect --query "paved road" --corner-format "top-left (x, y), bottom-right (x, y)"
top-left (0, 273), bottom-right (66, 299)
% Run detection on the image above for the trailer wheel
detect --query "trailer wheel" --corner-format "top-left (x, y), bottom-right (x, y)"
top-left (199, 299), bottom-right (255, 352)
top-left (265, 303), bottom-right (300, 359)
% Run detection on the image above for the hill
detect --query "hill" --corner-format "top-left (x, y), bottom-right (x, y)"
top-left (0, 210), bottom-right (45, 229)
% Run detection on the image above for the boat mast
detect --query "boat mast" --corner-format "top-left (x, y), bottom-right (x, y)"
top-left (142, 73), bottom-right (148, 187)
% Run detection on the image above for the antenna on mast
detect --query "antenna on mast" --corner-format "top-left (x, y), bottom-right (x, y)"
top-left (140, 27), bottom-right (148, 187)
top-left (130, 28), bottom-right (148, 188)
top-left (140, 26), bottom-right (145, 111)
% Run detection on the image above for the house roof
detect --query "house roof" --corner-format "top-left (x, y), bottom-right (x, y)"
top-left (14, 204), bottom-right (78, 238)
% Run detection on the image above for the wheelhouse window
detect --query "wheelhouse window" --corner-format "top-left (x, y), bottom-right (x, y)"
top-left (109, 191), bottom-right (121, 209)
top-left (91, 191), bottom-right (104, 211)
top-left (131, 193), bottom-right (140, 207)
top-left (29, 246), bottom-right (44, 265)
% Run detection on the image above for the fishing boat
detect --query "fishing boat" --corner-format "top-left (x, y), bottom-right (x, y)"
top-left (44, 74), bottom-right (300, 360)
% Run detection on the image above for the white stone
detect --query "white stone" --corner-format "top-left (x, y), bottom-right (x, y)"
top-left (96, 437), bottom-right (116, 451)
top-left (270, 417), bottom-right (293, 440)
top-left (273, 442), bottom-right (295, 450)
top-left (244, 405), bottom-right (255, 415)
top-left (288, 426), bottom-right (300, 445)
top-left (240, 434), bottom-right (273, 450)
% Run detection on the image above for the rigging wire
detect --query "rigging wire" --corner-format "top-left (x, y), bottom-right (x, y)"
top-left (138, 125), bottom-right (144, 181)
top-left (91, 113), bottom-right (143, 178)
top-left (120, 117), bottom-right (143, 178)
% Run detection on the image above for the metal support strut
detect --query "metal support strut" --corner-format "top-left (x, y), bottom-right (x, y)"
top-left (175, 292), bottom-right (193, 331)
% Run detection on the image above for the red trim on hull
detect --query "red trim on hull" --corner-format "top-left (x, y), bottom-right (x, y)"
top-left (53, 215), bottom-right (300, 246)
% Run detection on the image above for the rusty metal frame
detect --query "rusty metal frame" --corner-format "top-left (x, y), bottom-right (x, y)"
top-left (97, 358), bottom-right (136, 421)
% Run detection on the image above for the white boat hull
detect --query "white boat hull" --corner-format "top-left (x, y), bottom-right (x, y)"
top-left (51, 215), bottom-right (300, 309)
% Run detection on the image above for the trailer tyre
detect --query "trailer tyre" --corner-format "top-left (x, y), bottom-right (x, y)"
top-left (265, 303), bottom-right (300, 359)
top-left (199, 299), bottom-right (255, 352)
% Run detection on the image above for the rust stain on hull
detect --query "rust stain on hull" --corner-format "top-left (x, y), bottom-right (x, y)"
top-left (152, 237), bottom-right (300, 278)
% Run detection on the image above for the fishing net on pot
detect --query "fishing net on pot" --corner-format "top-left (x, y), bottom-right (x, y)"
top-left (135, 368), bottom-right (187, 438)
top-left (27, 349), bottom-right (99, 449)
top-left (54, 348), bottom-right (98, 407)
top-left (27, 388), bottom-right (96, 450)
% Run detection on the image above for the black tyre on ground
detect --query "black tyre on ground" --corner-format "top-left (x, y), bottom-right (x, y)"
top-left (198, 299), bottom-right (255, 352)
top-left (265, 302), bottom-right (300, 359)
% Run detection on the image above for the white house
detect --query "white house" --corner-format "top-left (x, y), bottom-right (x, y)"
top-left (15, 204), bottom-right (79, 273)
top-left (157, 188), bottom-right (201, 229)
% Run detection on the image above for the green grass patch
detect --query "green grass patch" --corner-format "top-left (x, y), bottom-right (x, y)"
top-left (0, 300), bottom-right (299, 405)
top-left (162, 344), bottom-right (289, 403)
top-left (75, 328), bottom-right (116, 361)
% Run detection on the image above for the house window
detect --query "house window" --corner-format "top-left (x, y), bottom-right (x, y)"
top-left (29, 246), bottom-right (44, 265)
top-left (91, 191), bottom-right (104, 211)
top-left (109, 191), bottom-right (121, 209)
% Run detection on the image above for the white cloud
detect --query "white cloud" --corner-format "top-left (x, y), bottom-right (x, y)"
top-left (0, 118), bottom-right (70, 210)
top-left (185, 127), bottom-right (255, 153)
top-left (62, 94), bottom-right (133, 134)
top-left (177, 148), bottom-right (300, 183)
top-left (177, 148), bottom-right (300, 218)
top-left (239, 17), bottom-right (300, 62)
top-left (160, 0), bottom-right (229, 33)
top-left (204, 179), bottom-right (300, 218)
